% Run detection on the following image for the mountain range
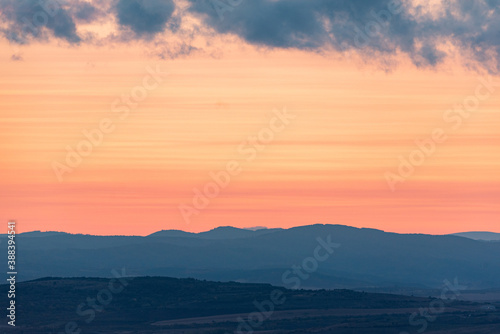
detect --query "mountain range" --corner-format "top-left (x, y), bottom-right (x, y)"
top-left (5, 224), bottom-right (500, 290)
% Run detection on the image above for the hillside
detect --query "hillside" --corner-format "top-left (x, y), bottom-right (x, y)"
top-left (6, 276), bottom-right (499, 333)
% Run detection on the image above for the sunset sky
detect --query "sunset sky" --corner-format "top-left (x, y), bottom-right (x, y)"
top-left (0, 0), bottom-right (499, 235)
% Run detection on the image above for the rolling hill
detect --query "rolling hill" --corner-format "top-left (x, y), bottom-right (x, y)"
top-left (6, 276), bottom-right (498, 334)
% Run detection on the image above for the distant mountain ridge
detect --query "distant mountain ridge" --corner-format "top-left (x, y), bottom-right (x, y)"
top-left (5, 224), bottom-right (500, 290)
top-left (148, 226), bottom-right (282, 239)
top-left (451, 231), bottom-right (500, 241)
top-left (18, 225), bottom-right (499, 240)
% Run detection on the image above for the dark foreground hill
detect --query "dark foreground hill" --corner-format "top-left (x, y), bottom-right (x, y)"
top-left (6, 224), bottom-right (500, 290)
top-left (4, 276), bottom-right (500, 333)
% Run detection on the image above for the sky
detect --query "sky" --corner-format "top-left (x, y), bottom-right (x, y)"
top-left (0, 0), bottom-right (499, 235)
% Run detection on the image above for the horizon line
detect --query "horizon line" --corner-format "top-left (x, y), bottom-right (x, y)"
top-left (5, 223), bottom-right (499, 237)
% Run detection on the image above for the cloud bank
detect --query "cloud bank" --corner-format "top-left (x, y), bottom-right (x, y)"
top-left (188, 0), bottom-right (500, 71)
top-left (0, 0), bottom-right (499, 71)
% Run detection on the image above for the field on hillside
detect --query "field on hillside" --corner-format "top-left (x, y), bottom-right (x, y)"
top-left (5, 276), bottom-right (500, 333)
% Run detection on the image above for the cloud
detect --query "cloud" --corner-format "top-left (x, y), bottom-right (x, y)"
top-left (0, 0), bottom-right (498, 72)
top-left (189, 0), bottom-right (332, 49)
top-left (187, 0), bottom-right (500, 72)
top-left (0, 0), bottom-right (82, 44)
top-left (71, 0), bottom-right (103, 23)
top-left (10, 53), bottom-right (23, 61)
top-left (115, 0), bottom-right (176, 37)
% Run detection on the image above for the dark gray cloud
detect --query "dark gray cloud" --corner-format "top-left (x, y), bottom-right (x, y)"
top-left (0, 0), bottom-right (83, 44)
top-left (71, 0), bottom-right (103, 23)
top-left (0, 0), bottom-right (499, 72)
top-left (188, 0), bottom-right (500, 72)
top-left (115, 0), bottom-right (175, 37)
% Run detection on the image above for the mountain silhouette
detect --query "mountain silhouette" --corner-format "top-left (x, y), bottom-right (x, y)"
top-left (6, 224), bottom-right (500, 290)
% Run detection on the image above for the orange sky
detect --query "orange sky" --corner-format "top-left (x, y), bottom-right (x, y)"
top-left (1, 38), bottom-right (499, 235)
